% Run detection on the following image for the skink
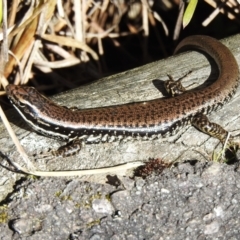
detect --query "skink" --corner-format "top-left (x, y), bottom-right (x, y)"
top-left (5, 35), bottom-right (240, 156)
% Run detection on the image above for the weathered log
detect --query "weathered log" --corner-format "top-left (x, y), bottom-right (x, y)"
top-left (0, 34), bottom-right (240, 201)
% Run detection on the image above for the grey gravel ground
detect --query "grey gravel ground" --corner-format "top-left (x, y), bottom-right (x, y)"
top-left (1, 160), bottom-right (240, 239)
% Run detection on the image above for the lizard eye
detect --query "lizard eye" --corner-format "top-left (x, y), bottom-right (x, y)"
top-left (9, 98), bottom-right (25, 108)
top-left (23, 106), bottom-right (36, 118)
top-left (17, 102), bottom-right (26, 108)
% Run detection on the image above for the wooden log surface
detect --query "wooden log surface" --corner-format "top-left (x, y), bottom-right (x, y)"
top-left (0, 34), bottom-right (240, 201)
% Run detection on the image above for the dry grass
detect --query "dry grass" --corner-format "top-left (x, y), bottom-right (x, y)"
top-left (2, 0), bottom-right (178, 93)
top-left (0, 0), bottom-right (238, 94)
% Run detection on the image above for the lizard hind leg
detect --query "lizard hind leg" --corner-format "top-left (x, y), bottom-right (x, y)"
top-left (192, 113), bottom-right (239, 162)
top-left (164, 71), bottom-right (192, 97)
top-left (192, 113), bottom-right (229, 143)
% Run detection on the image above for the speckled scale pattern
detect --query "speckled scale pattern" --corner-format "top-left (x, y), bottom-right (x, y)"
top-left (6, 35), bottom-right (240, 143)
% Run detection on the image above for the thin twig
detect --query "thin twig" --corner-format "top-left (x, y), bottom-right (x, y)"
top-left (12, 161), bottom-right (144, 177)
